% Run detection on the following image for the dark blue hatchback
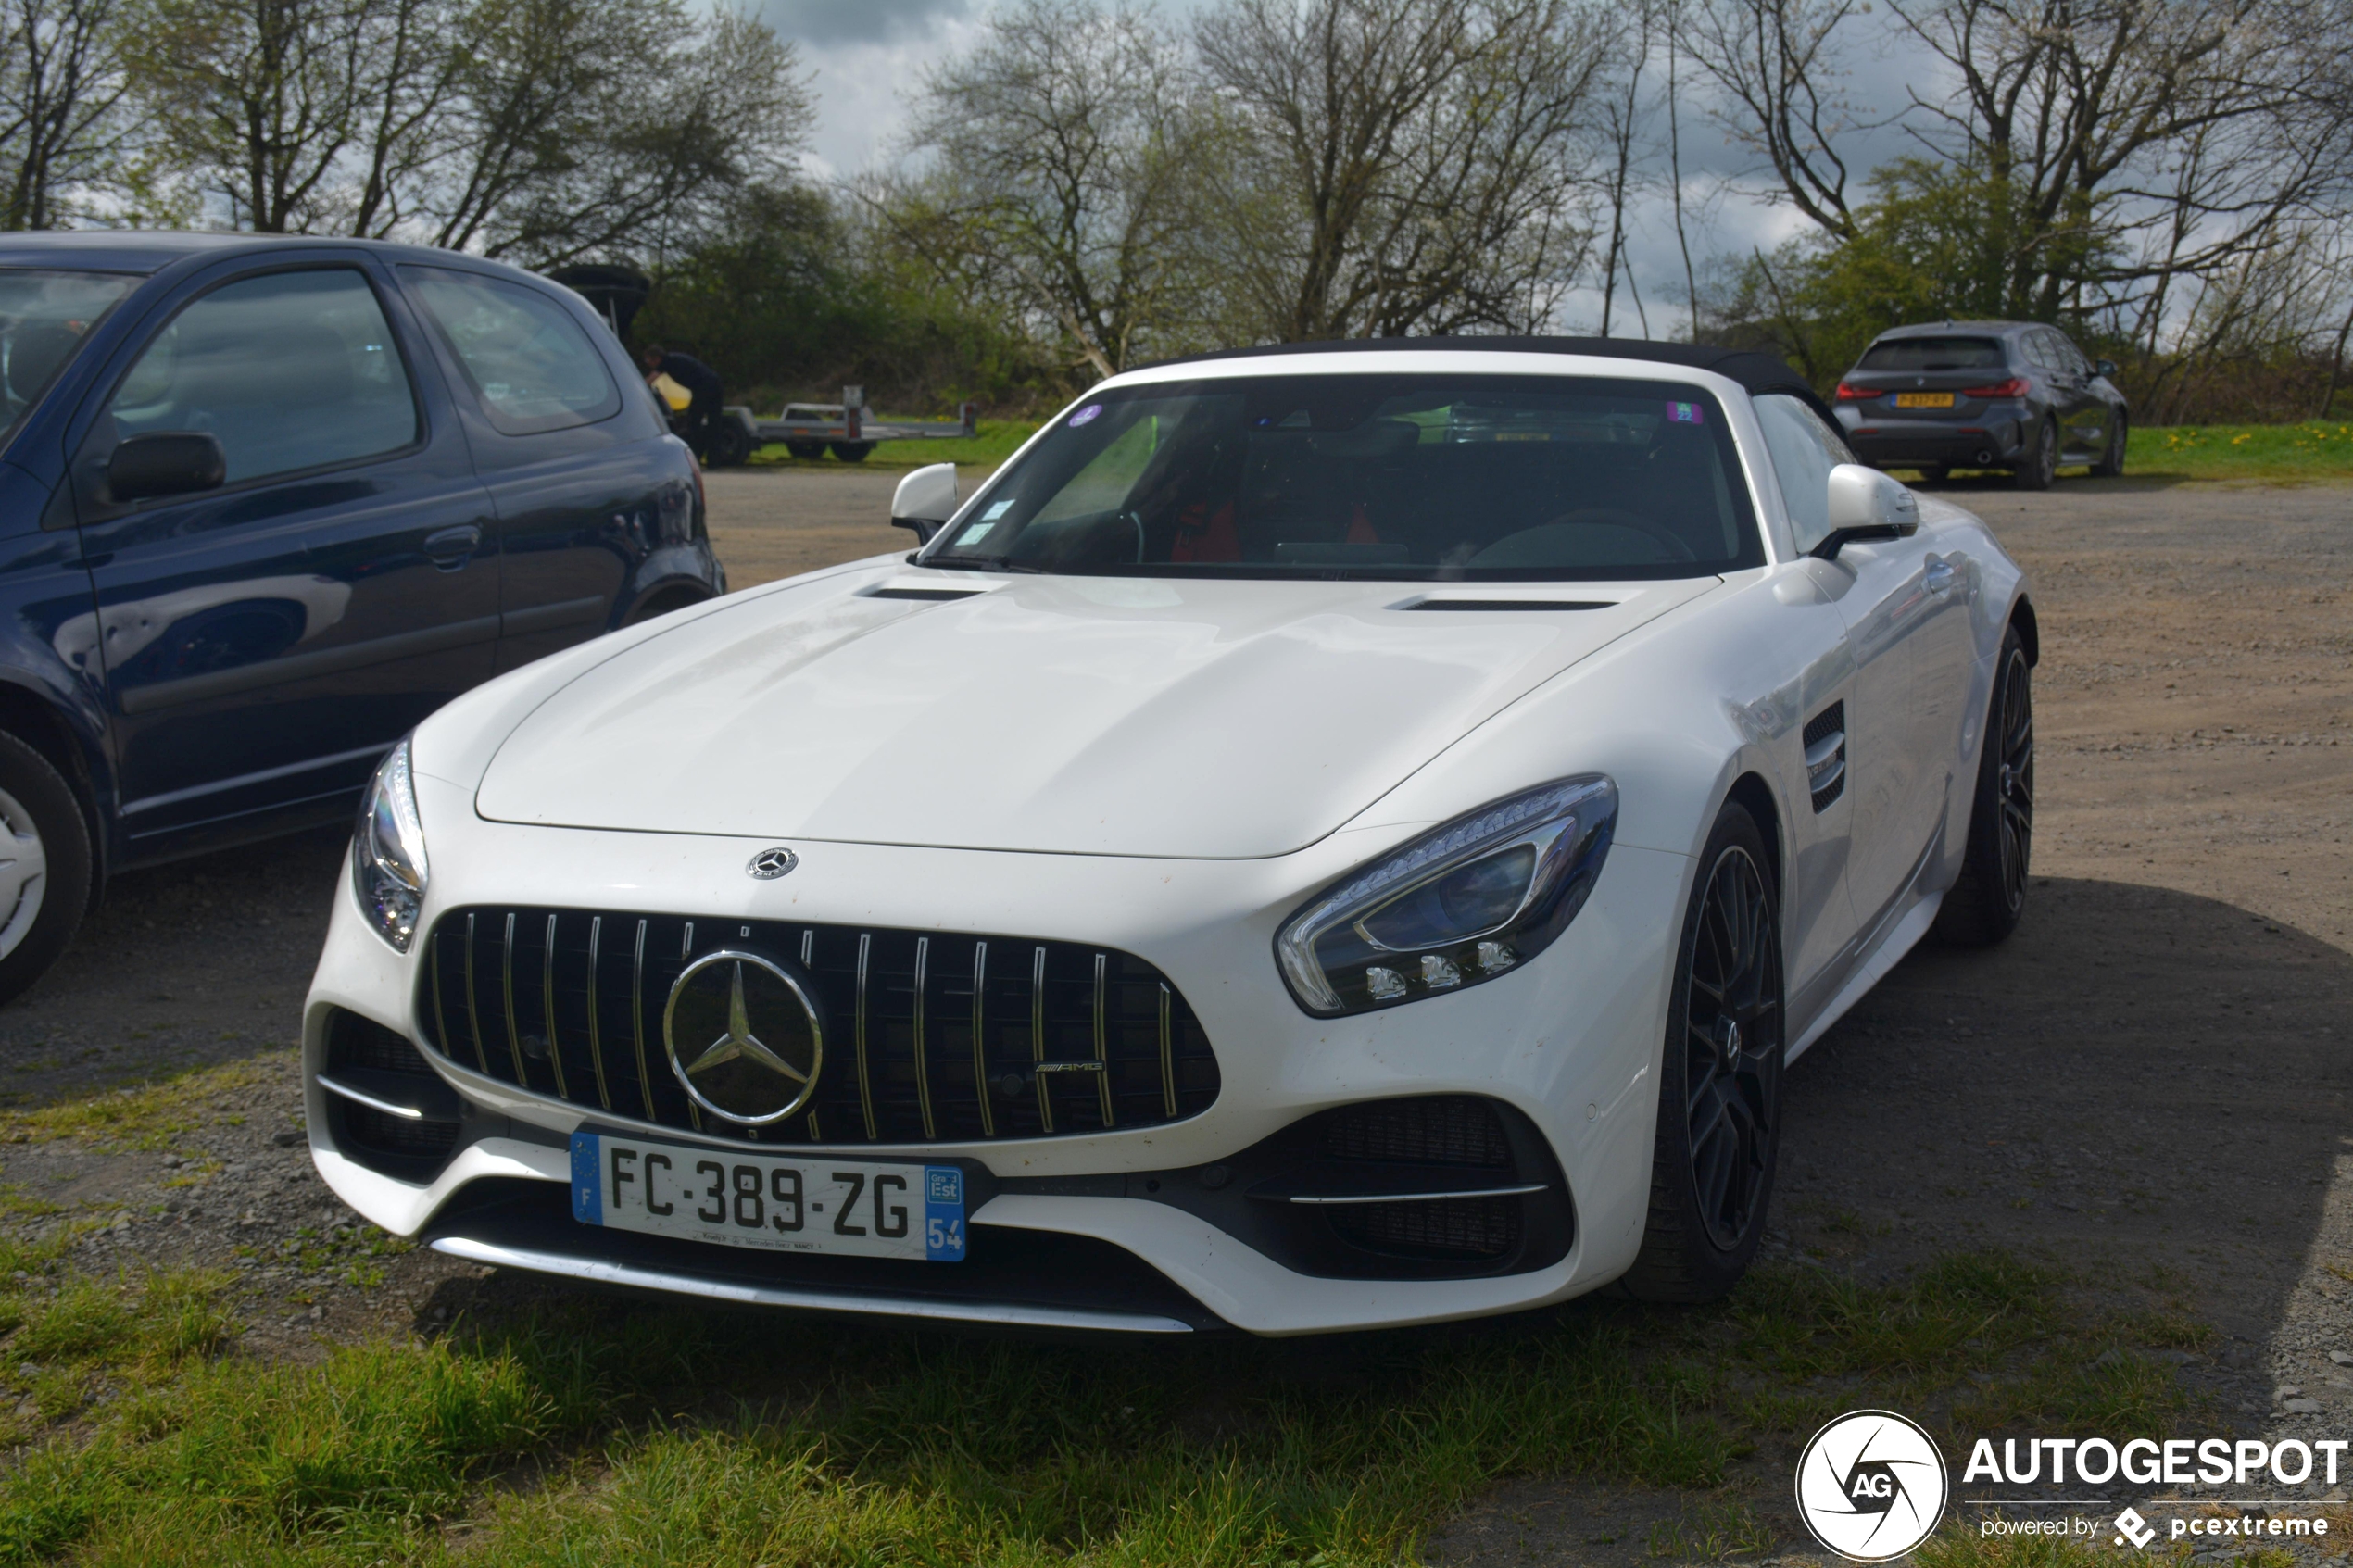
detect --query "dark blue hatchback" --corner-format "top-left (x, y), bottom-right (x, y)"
top-left (0, 233), bottom-right (725, 1002)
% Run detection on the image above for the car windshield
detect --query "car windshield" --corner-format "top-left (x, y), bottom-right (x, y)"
top-left (924, 374), bottom-right (1762, 581)
top-left (0, 269), bottom-right (137, 443)
top-left (1856, 336), bottom-right (2007, 372)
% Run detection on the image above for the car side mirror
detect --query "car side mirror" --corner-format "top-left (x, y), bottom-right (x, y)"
top-left (2095, 358), bottom-right (2118, 378)
top-left (108, 432), bottom-right (226, 503)
top-left (890, 462), bottom-right (957, 545)
top-left (1810, 463), bottom-right (1920, 560)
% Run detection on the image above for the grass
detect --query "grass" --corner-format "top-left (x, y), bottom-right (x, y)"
top-left (0, 1052), bottom-right (292, 1151)
top-left (2124, 421), bottom-right (2353, 480)
top-left (0, 1243), bottom-right (2208, 1566)
top-left (744, 417), bottom-right (1042, 474)
top-left (1888, 420), bottom-right (2353, 484)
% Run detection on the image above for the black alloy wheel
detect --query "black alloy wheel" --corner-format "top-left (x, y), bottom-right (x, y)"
top-left (1934, 624), bottom-right (2035, 946)
top-left (2014, 418), bottom-right (2058, 490)
top-left (1681, 844), bottom-right (1782, 1249)
top-left (1623, 803), bottom-right (1784, 1301)
top-left (2090, 409), bottom-right (2128, 478)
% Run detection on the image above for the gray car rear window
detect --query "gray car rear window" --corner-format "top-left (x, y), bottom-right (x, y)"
top-left (1857, 336), bottom-right (2007, 371)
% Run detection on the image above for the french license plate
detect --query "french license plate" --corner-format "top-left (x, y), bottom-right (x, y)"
top-left (1894, 392), bottom-right (1956, 408)
top-left (570, 1130), bottom-right (965, 1261)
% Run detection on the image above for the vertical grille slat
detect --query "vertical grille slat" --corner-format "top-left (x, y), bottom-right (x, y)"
top-left (585, 916), bottom-right (612, 1111)
top-left (461, 913), bottom-right (487, 1073)
top-left (970, 942), bottom-right (995, 1138)
top-left (631, 918), bottom-right (655, 1122)
top-left (540, 913), bottom-right (569, 1101)
top-left (417, 907), bottom-right (1220, 1148)
top-left (854, 933), bottom-right (877, 1139)
top-left (501, 913), bottom-right (528, 1087)
top-left (1030, 945), bottom-right (1052, 1135)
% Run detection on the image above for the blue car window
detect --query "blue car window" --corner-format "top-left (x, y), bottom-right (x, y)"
top-left (107, 269), bottom-right (418, 485)
top-left (401, 267), bottom-right (620, 435)
top-left (0, 269), bottom-right (135, 444)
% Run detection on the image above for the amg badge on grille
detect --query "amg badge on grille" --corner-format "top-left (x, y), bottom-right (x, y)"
top-left (746, 847), bottom-right (799, 879)
top-left (662, 951), bottom-right (824, 1124)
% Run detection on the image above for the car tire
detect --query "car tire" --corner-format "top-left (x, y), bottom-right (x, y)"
top-left (1933, 624), bottom-right (2033, 947)
top-left (0, 732), bottom-right (94, 1008)
top-left (2089, 410), bottom-right (2127, 478)
top-left (2013, 419), bottom-right (2058, 490)
top-left (785, 441), bottom-right (826, 461)
top-left (1620, 800), bottom-right (1783, 1304)
top-left (830, 441), bottom-right (875, 463)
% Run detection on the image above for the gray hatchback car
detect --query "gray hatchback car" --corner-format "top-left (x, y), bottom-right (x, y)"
top-left (1831, 320), bottom-right (2129, 490)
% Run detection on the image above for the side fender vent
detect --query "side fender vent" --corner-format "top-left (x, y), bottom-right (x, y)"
top-left (1802, 701), bottom-right (1847, 812)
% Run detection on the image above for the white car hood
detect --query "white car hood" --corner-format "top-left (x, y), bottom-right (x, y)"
top-left (473, 571), bottom-right (1717, 859)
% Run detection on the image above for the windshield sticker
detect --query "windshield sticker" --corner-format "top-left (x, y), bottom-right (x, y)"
top-left (1666, 400), bottom-right (1705, 424)
top-left (981, 499), bottom-right (1015, 520)
top-left (958, 521), bottom-right (997, 546)
top-left (1068, 403), bottom-right (1103, 428)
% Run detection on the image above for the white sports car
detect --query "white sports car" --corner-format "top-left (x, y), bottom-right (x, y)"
top-left (305, 339), bottom-right (2035, 1336)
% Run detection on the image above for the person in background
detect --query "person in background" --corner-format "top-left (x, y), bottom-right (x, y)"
top-left (640, 344), bottom-right (724, 456)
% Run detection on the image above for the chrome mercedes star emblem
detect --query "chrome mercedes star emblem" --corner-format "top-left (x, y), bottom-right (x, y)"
top-left (662, 950), bottom-right (823, 1124)
top-left (746, 847), bottom-right (799, 880)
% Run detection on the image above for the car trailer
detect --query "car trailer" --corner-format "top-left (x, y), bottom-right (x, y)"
top-left (541, 266), bottom-right (980, 469)
top-left (727, 387), bottom-right (978, 464)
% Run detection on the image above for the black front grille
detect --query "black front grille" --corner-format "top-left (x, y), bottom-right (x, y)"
top-left (341, 1103), bottom-right (461, 1160)
top-left (1323, 1096), bottom-right (1512, 1168)
top-left (323, 1008), bottom-right (463, 1179)
top-left (417, 908), bottom-right (1221, 1148)
top-left (1327, 1195), bottom-right (1522, 1259)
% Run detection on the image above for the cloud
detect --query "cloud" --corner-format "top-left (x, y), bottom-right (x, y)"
top-left (760, 0), bottom-right (971, 48)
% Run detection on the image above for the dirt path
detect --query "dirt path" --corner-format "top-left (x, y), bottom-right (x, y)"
top-left (0, 473), bottom-right (2346, 1512)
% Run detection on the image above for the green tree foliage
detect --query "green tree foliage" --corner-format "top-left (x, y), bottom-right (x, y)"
top-left (632, 186), bottom-right (1062, 413)
top-left (1722, 156), bottom-right (2119, 383)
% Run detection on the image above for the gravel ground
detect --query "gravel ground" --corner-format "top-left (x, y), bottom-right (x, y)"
top-left (0, 470), bottom-right (2346, 1542)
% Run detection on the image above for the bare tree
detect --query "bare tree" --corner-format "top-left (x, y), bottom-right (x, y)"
top-left (131, 0), bottom-right (376, 232)
top-left (1596, 0), bottom-right (1658, 335)
top-left (0, 0), bottom-right (134, 228)
top-left (880, 0), bottom-right (1203, 378)
top-left (472, 6), bottom-right (812, 266)
top-left (1884, 0), bottom-right (2352, 322)
top-left (1681, 0), bottom-right (1867, 240)
top-left (1193, 0), bottom-right (1613, 342)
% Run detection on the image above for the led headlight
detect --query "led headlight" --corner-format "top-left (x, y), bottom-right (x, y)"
top-left (351, 736), bottom-right (429, 951)
top-left (1276, 775), bottom-right (1617, 1016)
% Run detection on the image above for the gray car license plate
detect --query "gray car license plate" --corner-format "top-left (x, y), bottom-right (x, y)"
top-left (569, 1130), bottom-right (966, 1261)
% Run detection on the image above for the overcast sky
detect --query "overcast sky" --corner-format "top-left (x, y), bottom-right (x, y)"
top-left (753, 0), bottom-right (1936, 338)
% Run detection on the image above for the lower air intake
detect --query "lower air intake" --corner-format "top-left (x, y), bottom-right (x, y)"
top-left (1327, 1196), bottom-right (1522, 1259)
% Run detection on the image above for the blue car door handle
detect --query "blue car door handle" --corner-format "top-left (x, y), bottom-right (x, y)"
top-left (423, 523), bottom-right (483, 571)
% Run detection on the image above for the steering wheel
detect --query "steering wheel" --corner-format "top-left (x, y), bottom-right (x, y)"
top-left (1533, 507), bottom-right (1699, 562)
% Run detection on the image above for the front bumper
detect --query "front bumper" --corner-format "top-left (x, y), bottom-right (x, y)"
top-left (304, 781), bottom-right (1690, 1335)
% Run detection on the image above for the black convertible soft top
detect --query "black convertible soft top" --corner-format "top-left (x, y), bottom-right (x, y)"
top-left (1144, 336), bottom-right (1834, 423)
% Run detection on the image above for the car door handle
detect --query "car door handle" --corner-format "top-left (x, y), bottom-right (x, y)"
top-left (1923, 558), bottom-right (1957, 597)
top-left (423, 523), bottom-right (483, 571)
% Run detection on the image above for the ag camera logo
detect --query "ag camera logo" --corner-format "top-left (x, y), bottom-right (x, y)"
top-left (1796, 1410), bottom-right (1950, 1561)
